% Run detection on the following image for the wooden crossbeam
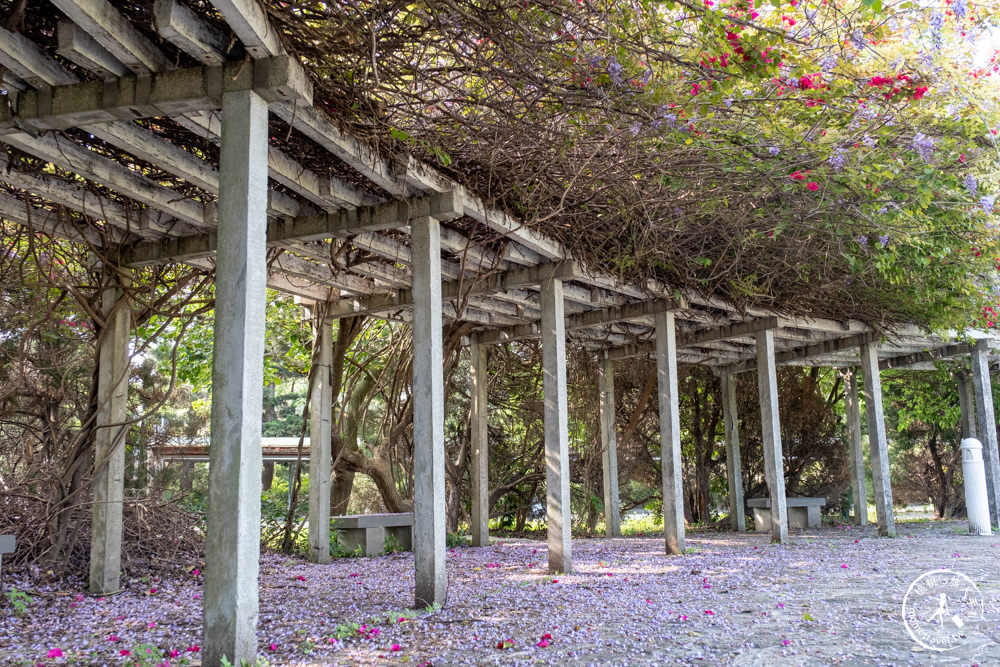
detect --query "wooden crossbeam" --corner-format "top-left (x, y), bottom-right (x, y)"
top-left (723, 332), bottom-right (879, 374)
top-left (124, 192), bottom-right (463, 266)
top-left (476, 298), bottom-right (684, 345)
top-left (0, 56), bottom-right (312, 134)
top-left (331, 261), bottom-right (581, 318)
top-left (879, 343), bottom-right (971, 371)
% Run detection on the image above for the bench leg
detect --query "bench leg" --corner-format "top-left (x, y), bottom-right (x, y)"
top-left (387, 526), bottom-right (412, 551)
top-left (807, 506), bottom-right (822, 528)
top-left (752, 508), bottom-right (770, 532)
top-left (787, 507), bottom-right (807, 530)
top-left (339, 527), bottom-right (385, 556)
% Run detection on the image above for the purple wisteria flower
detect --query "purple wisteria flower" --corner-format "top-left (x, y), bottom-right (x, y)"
top-left (878, 234), bottom-right (889, 248)
top-left (929, 12), bottom-right (944, 47)
top-left (768, 146), bottom-right (781, 156)
top-left (850, 29), bottom-right (865, 50)
top-left (821, 55), bottom-right (838, 72)
top-left (965, 174), bottom-right (978, 198)
top-left (862, 134), bottom-right (877, 149)
top-left (911, 133), bottom-right (935, 162)
top-left (857, 235), bottom-right (869, 251)
top-left (953, 0), bottom-right (968, 20)
top-left (982, 195), bottom-right (996, 215)
top-left (607, 57), bottom-right (624, 86)
top-left (828, 147), bottom-right (847, 172)
top-left (629, 122), bottom-right (641, 136)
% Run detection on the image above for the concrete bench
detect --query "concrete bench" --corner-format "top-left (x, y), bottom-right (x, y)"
top-left (748, 497), bottom-right (825, 531)
top-left (0, 535), bottom-right (14, 588)
top-left (332, 513), bottom-right (413, 556)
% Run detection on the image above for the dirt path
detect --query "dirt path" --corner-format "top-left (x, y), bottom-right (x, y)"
top-left (5, 521), bottom-right (999, 666)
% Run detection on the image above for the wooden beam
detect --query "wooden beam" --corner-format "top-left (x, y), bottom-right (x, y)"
top-left (56, 19), bottom-right (129, 78)
top-left (153, 0), bottom-right (230, 66)
top-left (724, 332), bottom-right (879, 374)
top-left (879, 343), bottom-right (971, 371)
top-left (0, 57), bottom-right (312, 134)
top-left (476, 298), bottom-right (684, 345)
top-left (331, 261), bottom-right (581, 318)
top-left (208, 0), bottom-right (286, 59)
top-left (124, 192), bottom-right (463, 266)
top-left (0, 28), bottom-right (78, 87)
top-left (51, 0), bottom-right (172, 74)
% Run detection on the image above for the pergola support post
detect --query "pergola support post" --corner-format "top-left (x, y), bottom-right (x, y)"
top-left (89, 276), bottom-right (131, 595)
top-left (599, 355), bottom-right (621, 538)
top-left (307, 314), bottom-right (333, 563)
top-left (469, 339), bottom-right (489, 547)
top-left (844, 368), bottom-right (868, 526)
top-left (542, 276), bottom-right (572, 573)
top-left (720, 373), bottom-right (745, 533)
top-left (411, 215), bottom-right (448, 607)
top-left (970, 343), bottom-right (1000, 526)
top-left (656, 311), bottom-right (685, 554)
top-left (203, 89), bottom-right (268, 667)
top-left (956, 370), bottom-right (977, 440)
top-left (756, 330), bottom-right (787, 544)
top-left (860, 342), bottom-right (895, 537)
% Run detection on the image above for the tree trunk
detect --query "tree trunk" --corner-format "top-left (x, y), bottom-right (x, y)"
top-left (261, 461), bottom-right (275, 491)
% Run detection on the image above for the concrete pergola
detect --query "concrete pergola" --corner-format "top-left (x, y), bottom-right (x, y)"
top-left (3, 2), bottom-right (1000, 664)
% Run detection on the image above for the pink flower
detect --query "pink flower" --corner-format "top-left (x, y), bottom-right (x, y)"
top-left (47, 649), bottom-right (63, 658)
top-left (391, 644), bottom-right (402, 652)
top-left (537, 639), bottom-right (550, 648)
top-left (782, 639), bottom-right (792, 646)
top-left (193, 593), bottom-right (201, 599)
top-left (148, 622), bottom-right (156, 629)
top-left (119, 650), bottom-right (132, 656)
top-left (169, 650), bottom-right (180, 658)
top-left (704, 610), bottom-right (715, 615)
top-left (191, 569), bottom-right (200, 577)
top-left (186, 645), bottom-right (200, 652)
top-left (148, 588), bottom-right (157, 595)
top-left (806, 182), bottom-right (819, 191)
top-left (269, 643), bottom-right (277, 651)
top-left (348, 573), bottom-right (360, 578)
top-left (777, 603), bottom-right (785, 609)
top-left (108, 634), bottom-right (120, 642)
top-left (296, 575), bottom-right (306, 581)
top-left (789, 171), bottom-right (805, 181)
top-left (840, 564), bottom-right (848, 569)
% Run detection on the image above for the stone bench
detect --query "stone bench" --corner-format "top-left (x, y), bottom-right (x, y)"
top-left (332, 513), bottom-right (413, 556)
top-left (0, 535), bottom-right (14, 587)
top-left (747, 497), bottom-right (826, 531)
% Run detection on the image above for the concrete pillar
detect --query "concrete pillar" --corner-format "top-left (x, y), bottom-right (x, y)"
top-left (970, 344), bottom-right (1000, 526)
top-left (203, 89), bottom-right (268, 667)
top-left (541, 277), bottom-right (572, 573)
top-left (469, 339), bottom-right (489, 547)
top-left (599, 355), bottom-right (621, 538)
top-left (859, 342), bottom-right (895, 537)
top-left (411, 215), bottom-right (447, 607)
top-left (844, 368), bottom-right (868, 526)
top-left (720, 373), bottom-right (745, 533)
top-left (89, 279), bottom-right (131, 595)
top-left (956, 370), bottom-right (977, 440)
top-left (756, 330), bottom-right (787, 544)
top-left (655, 311), bottom-right (685, 554)
top-left (961, 438), bottom-right (993, 536)
top-left (308, 315), bottom-right (333, 563)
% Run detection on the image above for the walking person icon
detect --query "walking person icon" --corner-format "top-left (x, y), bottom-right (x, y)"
top-left (928, 593), bottom-right (949, 626)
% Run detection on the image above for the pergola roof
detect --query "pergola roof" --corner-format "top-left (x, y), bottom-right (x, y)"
top-left (1, 0), bottom-right (995, 369)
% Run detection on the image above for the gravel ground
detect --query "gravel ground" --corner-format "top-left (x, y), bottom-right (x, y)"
top-left (5, 520), bottom-right (1000, 666)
